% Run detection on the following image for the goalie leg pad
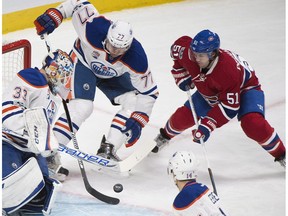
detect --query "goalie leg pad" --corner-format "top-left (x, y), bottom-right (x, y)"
top-left (2, 157), bottom-right (45, 214)
top-left (18, 176), bottom-right (61, 216)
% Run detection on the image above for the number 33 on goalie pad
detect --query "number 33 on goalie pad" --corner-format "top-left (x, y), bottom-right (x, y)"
top-left (24, 107), bottom-right (58, 157)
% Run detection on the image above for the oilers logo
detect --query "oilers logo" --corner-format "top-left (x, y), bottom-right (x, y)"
top-left (91, 61), bottom-right (118, 78)
top-left (46, 100), bottom-right (57, 124)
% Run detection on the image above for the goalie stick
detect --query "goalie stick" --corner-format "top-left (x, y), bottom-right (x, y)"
top-left (41, 34), bottom-right (120, 205)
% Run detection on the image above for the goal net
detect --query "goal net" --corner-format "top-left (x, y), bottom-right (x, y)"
top-left (2, 39), bottom-right (32, 91)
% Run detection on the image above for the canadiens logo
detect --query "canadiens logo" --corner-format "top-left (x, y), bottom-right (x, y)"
top-left (208, 36), bottom-right (214, 42)
top-left (201, 93), bottom-right (218, 106)
top-left (47, 100), bottom-right (57, 124)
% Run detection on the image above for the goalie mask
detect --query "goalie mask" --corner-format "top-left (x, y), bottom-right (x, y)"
top-left (42, 49), bottom-right (73, 95)
top-left (168, 151), bottom-right (199, 182)
top-left (103, 20), bottom-right (133, 57)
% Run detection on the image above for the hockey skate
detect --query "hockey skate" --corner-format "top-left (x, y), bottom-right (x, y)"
top-left (47, 152), bottom-right (69, 182)
top-left (152, 128), bottom-right (171, 153)
top-left (274, 154), bottom-right (286, 168)
top-left (97, 135), bottom-right (120, 161)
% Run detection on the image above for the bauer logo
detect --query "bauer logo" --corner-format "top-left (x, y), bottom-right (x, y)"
top-left (58, 145), bottom-right (114, 167)
top-left (91, 61), bottom-right (118, 78)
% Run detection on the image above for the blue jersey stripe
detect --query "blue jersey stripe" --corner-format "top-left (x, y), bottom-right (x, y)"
top-left (18, 68), bottom-right (47, 87)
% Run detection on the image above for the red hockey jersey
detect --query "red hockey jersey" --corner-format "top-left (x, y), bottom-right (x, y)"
top-left (170, 36), bottom-right (260, 127)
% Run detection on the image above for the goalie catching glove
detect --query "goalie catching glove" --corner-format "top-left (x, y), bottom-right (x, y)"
top-left (192, 117), bottom-right (217, 143)
top-left (34, 8), bottom-right (63, 35)
top-left (121, 112), bottom-right (149, 147)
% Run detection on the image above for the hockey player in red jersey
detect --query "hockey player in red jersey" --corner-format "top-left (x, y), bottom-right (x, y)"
top-left (153, 29), bottom-right (285, 167)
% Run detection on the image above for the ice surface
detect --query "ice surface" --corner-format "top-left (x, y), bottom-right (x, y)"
top-left (3, 0), bottom-right (285, 215)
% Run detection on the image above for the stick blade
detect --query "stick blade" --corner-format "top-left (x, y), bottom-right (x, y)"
top-left (86, 185), bottom-right (120, 205)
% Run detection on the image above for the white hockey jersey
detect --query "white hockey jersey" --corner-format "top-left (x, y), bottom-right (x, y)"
top-left (2, 68), bottom-right (61, 152)
top-left (57, 0), bottom-right (158, 115)
top-left (173, 181), bottom-right (227, 216)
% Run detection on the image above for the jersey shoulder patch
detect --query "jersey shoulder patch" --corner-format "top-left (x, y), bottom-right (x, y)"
top-left (121, 39), bottom-right (148, 74)
top-left (170, 36), bottom-right (192, 60)
top-left (86, 16), bottom-right (111, 49)
top-left (174, 182), bottom-right (209, 209)
top-left (17, 68), bottom-right (48, 88)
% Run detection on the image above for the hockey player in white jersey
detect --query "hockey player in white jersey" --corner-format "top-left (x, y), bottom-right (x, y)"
top-left (34, 0), bottom-right (158, 164)
top-left (168, 151), bottom-right (227, 216)
top-left (2, 49), bottom-right (73, 215)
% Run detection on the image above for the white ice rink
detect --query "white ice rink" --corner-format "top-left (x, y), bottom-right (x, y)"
top-left (3, 0), bottom-right (286, 215)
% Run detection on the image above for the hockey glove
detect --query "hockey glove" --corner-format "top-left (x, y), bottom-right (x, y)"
top-left (34, 8), bottom-right (63, 35)
top-left (172, 69), bottom-right (195, 91)
top-left (192, 117), bottom-right (217, 144)
top-left (121, 112), bottom-right (149, 147)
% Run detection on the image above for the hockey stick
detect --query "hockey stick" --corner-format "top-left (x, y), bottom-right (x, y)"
top-left (186, 90), bottom-right (218, 195)
top-left (41, 34), bottom-right (120, 204)
top-left (58, 140), bottom-right (156, 173)
top-left (61, 100), bottom-right (120, 204)
top-left (58, 144), bottom-right (119, 169)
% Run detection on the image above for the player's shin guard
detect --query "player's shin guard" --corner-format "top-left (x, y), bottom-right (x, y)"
top-left (106, 111), bottom-right (131, 150)
top-left (241, 113), bottom-right (285, 159)
top-left (53, 99), bottom-right (93, 145)
top-left (163, 105), bottom-right (195, 139)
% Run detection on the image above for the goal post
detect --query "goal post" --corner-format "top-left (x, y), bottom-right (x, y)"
top-left (2, 39), bottom-right (32, 90)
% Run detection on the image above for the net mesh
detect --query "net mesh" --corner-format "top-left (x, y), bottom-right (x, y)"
top-left (2, 39), bottom-right (31, 91)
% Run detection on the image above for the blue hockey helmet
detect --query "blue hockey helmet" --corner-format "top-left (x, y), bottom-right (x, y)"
top-left (190, 30), bottom-right (220, 54)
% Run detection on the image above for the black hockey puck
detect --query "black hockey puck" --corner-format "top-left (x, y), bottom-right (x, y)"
top-left (113, 183), bottom-right (123, 193)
